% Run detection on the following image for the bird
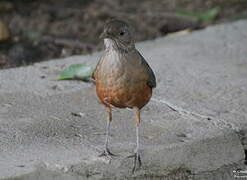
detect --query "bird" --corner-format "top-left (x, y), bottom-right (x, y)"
top-left (92, 19), bottom-right (156, 173)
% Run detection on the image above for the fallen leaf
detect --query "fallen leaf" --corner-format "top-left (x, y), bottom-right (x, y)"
top-left (55, 64), bottom-right (94, 81)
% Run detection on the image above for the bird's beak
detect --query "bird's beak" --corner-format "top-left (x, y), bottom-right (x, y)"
top-left (100, 31), bottom-right (110, 39)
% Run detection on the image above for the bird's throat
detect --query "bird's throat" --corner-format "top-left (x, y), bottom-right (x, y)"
top-left (104, 38), bottom-right (116, 51)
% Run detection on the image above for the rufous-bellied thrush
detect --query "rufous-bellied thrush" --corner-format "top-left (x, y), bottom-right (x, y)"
top-left (93, 19), bottom-right (156, 173)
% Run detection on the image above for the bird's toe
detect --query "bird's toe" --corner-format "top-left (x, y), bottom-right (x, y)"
top-left (127, 152), bottom-right (142, 173)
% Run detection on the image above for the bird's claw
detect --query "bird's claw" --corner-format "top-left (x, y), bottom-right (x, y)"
top-left (99, 148), bottom-right (117, 158)
top-left (127, 152), bottom-right (142, 173)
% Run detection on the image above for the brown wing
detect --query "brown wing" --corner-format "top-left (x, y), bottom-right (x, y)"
top-left (92, 57), bottom-right (103, 80)
top-left (137, 51), bottom-right (156, 88)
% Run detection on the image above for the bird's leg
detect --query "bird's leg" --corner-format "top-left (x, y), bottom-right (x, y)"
top-left (99, 106), bottom-right (116, 157)
top-left (128, 107), bottom-right (142, 173)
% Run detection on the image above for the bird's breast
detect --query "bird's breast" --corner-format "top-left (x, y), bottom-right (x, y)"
top-left (97, 50), bottom-right (127, 82)
top-left (95, 50), bottom-right (151, 108)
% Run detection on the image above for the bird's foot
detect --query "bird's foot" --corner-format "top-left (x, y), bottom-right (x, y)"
top-left (127, 152), bottom-right (142, 173)
top-left (98, 148), bottom-right (117, 159)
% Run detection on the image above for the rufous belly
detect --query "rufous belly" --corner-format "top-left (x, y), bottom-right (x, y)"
top-left (96, 79), bottom-right (152, 109)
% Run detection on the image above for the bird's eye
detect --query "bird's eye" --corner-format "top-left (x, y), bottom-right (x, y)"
top-left (119, 31), bottom-right (124, 36)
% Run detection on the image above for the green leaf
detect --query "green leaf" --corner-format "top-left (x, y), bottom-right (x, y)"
top-left (176, 7), bottom-right (221, 22)
top-left (176, 9), bottom-right (200, 19)
top-left (55, 64), bottom-right (95, 81)
top-left (199, 7), bottom-right (221, 22)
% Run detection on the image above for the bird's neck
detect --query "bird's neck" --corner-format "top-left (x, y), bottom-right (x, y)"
top-left (104, 38), bottom-right (135, 53)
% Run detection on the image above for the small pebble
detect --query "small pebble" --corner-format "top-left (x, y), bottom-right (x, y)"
top-left (51, 84), bottom-right (63, 91)
top-left (71, 112), bottom-right (85, 117)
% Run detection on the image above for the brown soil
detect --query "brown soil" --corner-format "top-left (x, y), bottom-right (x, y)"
top-left (0, 0), bottom-right (246, 69)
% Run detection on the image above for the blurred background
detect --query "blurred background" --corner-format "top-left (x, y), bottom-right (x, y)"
top-left (0, 0), bottom-right (246, 69)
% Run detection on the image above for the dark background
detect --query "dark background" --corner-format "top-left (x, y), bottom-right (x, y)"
top-left (0, 0), bottom-right (246, 69)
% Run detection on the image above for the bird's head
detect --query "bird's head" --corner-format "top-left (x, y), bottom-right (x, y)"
top-left (100, 19), bottom-right (135, 52)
